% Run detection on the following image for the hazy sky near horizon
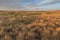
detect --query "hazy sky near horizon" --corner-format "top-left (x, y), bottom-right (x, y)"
top-left (0, 0), bottom-right (60, 11)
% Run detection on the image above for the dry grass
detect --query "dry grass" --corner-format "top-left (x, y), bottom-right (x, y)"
top-left (0, 11), bottom-right (60, 40)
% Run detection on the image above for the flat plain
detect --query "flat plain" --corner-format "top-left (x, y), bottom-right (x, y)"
top-left (0, 11), bottom-right (60, 40)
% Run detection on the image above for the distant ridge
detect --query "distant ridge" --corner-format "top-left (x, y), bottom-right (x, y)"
top-left (0, 9), bottom-right (60, 12)
top-left (0, 10), bottom-right (60, 13)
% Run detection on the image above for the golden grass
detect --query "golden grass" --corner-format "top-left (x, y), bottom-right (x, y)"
top-left (0, 11), bottom-right (60, 40)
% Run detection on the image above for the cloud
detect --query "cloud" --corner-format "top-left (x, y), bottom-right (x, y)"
top-left (0, 0), bottom-right (23, 10)
top-left (39, 0), bottom-right (60, 6)
top-left (25, 0), bottom-right (60, 7)
top-left (0, 0), bottom-right (60, 10)
top-left (20, 0), bottom-right (60, 11)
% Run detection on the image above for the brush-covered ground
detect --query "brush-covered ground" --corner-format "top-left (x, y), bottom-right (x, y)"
top-left (0, 11), bottom-right (60, 40)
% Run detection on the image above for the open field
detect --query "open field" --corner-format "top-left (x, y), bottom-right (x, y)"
top-left (0, 11), bottom-right (60, 40)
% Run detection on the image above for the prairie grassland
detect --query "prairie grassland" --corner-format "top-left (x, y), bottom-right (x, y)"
top-left (0, 11), bottom-right (60, 40)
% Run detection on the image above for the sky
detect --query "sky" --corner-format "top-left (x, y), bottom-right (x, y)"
top-left (0, 0), bottom-right (60, 11)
